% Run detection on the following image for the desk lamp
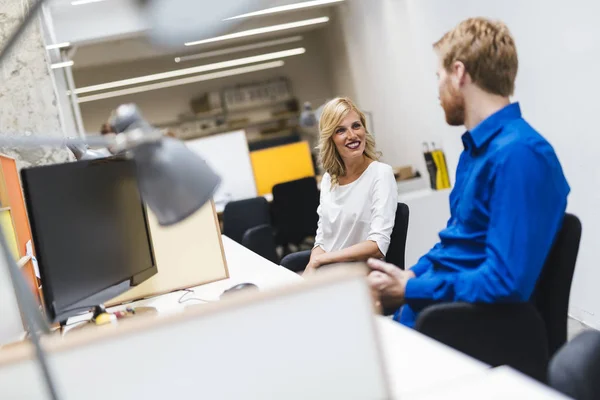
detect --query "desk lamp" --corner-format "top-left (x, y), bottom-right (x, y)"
top-left (0, 0), bottom-right (275, 398)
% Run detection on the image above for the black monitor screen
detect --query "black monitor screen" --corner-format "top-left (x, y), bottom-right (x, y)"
top-left (21, 158), bottom-right (157, 322)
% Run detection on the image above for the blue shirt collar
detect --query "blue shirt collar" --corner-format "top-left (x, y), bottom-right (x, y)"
top-left (462, 102), bottom-right (522, 151)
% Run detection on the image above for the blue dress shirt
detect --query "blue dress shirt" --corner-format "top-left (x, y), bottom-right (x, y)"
top-left (396, 103), bottom-right (570, 328)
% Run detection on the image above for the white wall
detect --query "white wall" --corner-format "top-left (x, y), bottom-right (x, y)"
top-left (326, 1), bottom-right (464, 176)
top-left (334, 0), bottom-right (600, 328)
top-left (74, 30), bottom-right (334, 131)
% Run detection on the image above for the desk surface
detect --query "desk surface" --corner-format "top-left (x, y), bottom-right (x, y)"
top-left (107, 236), bottom-right (489, 399)
top-left (376, 317), bottom-right (488, 398)
top-left (405, 366), bottom-right (570, 399)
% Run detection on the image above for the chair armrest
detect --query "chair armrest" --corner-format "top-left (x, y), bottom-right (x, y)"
top-left (415, 302), bottom-right (549, 382)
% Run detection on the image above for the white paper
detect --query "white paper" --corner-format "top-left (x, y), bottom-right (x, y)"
top-left (25, 240), bottom-right (40, 279)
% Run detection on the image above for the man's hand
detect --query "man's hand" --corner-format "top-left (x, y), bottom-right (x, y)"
top-left (367, 258), bottom-right (415, 310)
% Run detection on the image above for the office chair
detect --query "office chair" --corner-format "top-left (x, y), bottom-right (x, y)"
top-left (385, 203), bottom-right (409, 270)
top-left (242, 224), bottom-right (279, 264)
top-left (222, 197), bottom-right (271, 244)
top-left (415, 213), bottom-right (582, 382)
top-left (271, 177), bottom-right (320, 252)
top-left (280, 250), bottom-right (312, 273)
top-left (548, 330), bottom-right (600, 400)
top-left (248, 133), bottom-right (301, 152)
top-left (380, 203), bottom-right (410, 315)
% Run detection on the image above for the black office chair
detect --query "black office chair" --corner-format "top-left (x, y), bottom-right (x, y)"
top-left (415, 213), bottom-right (582, 382)
top-left (280, 250), bottom-right (312, 273)
top-left (222, 197), bottom-right (271, 244)
top-left (242, 224), bottom-right (279, 264)
top-left (271, 177), bottom-right (320, 252)
top-left (549, 330), bottom-right (600, 400)
top-left (385, 203), bottom-right (409, 270)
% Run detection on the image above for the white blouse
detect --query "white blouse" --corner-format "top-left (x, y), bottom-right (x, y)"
top-left (314, 161), bottom-right (398, 255)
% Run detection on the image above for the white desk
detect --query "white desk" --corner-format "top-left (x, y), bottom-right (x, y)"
top-left (377, 317), bottom-right (489, 398)
top-left (405, 366), bottom-right (570, 400)
top-left (98, 236), bottom-right (568, 399)
top-left (105, 235), bottom-right (301, 315)
top-left (106, 236), bottom-right (489, 399)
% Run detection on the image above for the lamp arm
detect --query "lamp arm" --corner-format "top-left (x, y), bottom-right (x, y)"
top-left (0, 136), bottom-right (113, 149)
top-left (0, 127), bottom-right (164, 154)
top-left (0, 223), bottom-right (60, 399)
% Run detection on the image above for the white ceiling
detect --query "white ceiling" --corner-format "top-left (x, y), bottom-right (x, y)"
top-left (71, 8), bottom-right (333, 69)
top-left (45, 0), bottom-right (342, 69)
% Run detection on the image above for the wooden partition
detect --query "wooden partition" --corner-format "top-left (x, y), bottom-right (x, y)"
top-left (0, 267), bottom-right (389, 399)
top-left (106, 201), bottom-right (229, 306)
top-left (0, 155), bottom-right (39, 301)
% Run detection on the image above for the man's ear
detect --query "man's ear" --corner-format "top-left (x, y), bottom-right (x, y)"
top-left (452, 60), bottom-right (470, 87)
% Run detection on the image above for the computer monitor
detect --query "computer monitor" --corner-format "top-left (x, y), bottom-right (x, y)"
top-left (21, 157), bottom-right (157, 323)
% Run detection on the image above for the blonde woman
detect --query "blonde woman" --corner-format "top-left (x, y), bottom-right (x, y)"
top-left (302, 97), bottom-right (398, 274)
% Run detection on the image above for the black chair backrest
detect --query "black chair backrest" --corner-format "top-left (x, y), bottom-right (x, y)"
top-left (549, 330), bottom-right (600, 400)
top-left (385, 203), bottom-right (409, 270)
top-left (248, 133), bottom-right (301, 152)
top-left (271, 177), bottom-right (319, 246)
top-left (222, 197), bottom-right (271, 244)
top-left (533, 213), bottom-right (582, 357)
top-left (241, 224), bottom-right (279, 264)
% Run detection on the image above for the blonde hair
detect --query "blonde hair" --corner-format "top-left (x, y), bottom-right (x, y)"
top-left (318, 97), bottom-right (380, 188)
top-left (434, 17), bottom-right (518, 97)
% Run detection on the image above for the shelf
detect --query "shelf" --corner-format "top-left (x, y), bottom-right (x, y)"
top-left (179, 112), bottom-right (300, 141)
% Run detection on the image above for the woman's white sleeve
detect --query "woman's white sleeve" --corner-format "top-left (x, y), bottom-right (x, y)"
top-left (367, 166), bottom-right (398, 255)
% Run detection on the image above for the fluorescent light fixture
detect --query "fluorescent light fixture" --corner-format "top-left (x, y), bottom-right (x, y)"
top-left (185, 16), bottom-right (329, 47)
top-left (50, 61), bottom-right (74, 69)
top-left (73, 47), bottom-right (305, 95)
top-left (45, 42), bottom-right (71, 50)
top-left (71, 0), bottom-right (106, 5)
top-left (77, 61), bottom-right (285, 103)
top-left (226, 0), bottom-right (344, 20)
top-left (175, 36), bottom-right (303, 63)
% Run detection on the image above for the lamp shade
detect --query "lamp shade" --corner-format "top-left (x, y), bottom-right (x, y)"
top-left (132, 138), bottom-right (221, 226)
top-left (110, 104), bottom-right (221, 226)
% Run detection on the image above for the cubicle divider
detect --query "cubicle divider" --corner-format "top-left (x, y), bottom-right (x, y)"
top-left (185, 131), bottom-right (257, 212)
top-left (106, 201), bottom-right (229, 307)
top-left (0, 155), bottom-right (38, 301)
top-left (250, 141), bottom-right (315, 196)
top-left (0, 266), bottom-right (391, 400)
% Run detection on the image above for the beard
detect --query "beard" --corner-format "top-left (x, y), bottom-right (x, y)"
top-left (440, 84), bottom-right (465, 126)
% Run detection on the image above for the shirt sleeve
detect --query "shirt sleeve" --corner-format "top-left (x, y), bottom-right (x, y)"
top-left (405, 144), bottom-right (568, 310)
top-left (313, 175), bottom-right (327, 251)
top-left (410, 244), bottom-right (442, 277)
top-left (367, 165), bottom-right (398, 256)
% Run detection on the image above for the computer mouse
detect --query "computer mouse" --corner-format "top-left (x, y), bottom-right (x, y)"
top-left (221, 282), bottom-right (259, 299)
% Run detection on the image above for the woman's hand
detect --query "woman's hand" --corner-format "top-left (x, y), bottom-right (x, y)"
top-left (303, 255), bottom-right (324, 276)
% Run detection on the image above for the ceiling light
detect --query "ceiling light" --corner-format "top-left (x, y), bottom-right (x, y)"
top-left (50, 61), bottom-right (74, 69)
top-left (71, 0), bottom-right (106, 5)
top-left (185, 16), bottom-right (329, 47)
top-left (77, 61), bottom-right (285, 103)
top-left (45, 42), bottom-right (71, 50)
top-left (73, 47), bottom-right (305, 95)
top-left (226, 0), bottom-right (344, 20)
top-left (175, 36), bottom-right (303, 63)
